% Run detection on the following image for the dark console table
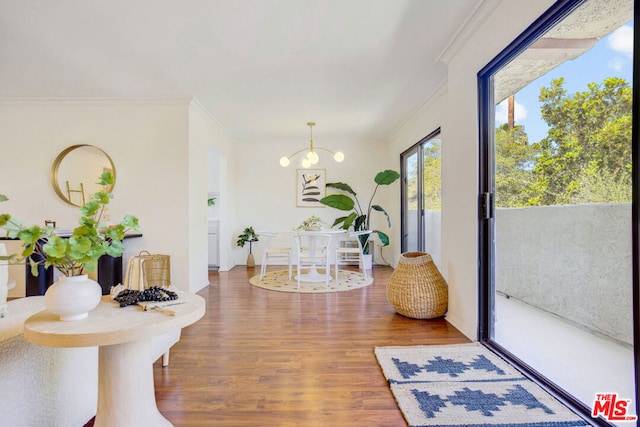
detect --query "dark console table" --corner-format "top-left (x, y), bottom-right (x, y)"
top-left (1, 233), bottom-right (142, 296)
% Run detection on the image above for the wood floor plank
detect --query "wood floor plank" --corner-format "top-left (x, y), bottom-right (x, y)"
top-left (153, 265), bottom-right (470, 426)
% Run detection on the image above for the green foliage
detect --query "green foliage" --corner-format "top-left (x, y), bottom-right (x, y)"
top-left (320, 169), bottom-right (399, 252)
top-left (236, 227), bottom-right (259, 248)
top-left (403, 139), bottom-right (441, 212)
top-left (422, 139), bottom-right (441, 210)
top-left (494, 124), bottom-right (538, 207)
top-left (496, 77), bottom-right (632, 207)
top-left (531, 77), bottom-right (632, 206)
top-left (0, 172), bottom-right (140, 276)
top-left (571, 169), bottom-right (632, 204)
top-left (319, 194), bottom-right (355, 211)
top-left (374, 170), bottom-right (402, 185)
top-left (295, 215), bottom-right (324, 231)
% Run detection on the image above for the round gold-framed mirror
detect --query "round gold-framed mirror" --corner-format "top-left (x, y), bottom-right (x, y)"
top-left (51, 144), bottom-right (116, 207)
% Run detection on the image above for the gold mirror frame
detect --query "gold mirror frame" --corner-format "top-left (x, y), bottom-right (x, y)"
top-left (51, 144), bottom-right (116, 207)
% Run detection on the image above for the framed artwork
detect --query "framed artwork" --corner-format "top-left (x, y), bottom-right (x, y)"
top-left (296, 169), bottom-right (326, 207)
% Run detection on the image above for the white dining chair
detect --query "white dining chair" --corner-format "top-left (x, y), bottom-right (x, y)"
top-left (258, 232), bottom-right (293, 281)
top-left (335, 230), bottom-right (374, 281)
top-left (294, 233), bottom-right (332, 288)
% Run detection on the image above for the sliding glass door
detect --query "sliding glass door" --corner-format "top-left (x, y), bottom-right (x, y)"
top-left (402, 146), bottom-right (420, 252)
top-left (478, 0), bottom-right (637, 424)
top-left (401, 129), bottom-right (441, 266)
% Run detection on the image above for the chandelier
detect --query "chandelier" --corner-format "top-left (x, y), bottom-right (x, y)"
top-left (279, 122), bottom-right (345, 168)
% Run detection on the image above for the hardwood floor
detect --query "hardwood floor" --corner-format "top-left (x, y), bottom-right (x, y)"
top-left (153, 265), bottom-right (470, 426)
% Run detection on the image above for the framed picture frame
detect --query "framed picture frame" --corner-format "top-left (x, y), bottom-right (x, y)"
top-left (296, 169), bottom-right (326, 207)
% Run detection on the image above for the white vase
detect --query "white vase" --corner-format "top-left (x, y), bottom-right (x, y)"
top-left (0, 281), bottom-right (7, 318)
top-left (44, 274), bottom-right (102, 321)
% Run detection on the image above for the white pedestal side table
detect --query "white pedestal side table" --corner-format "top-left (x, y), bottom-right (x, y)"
top-left (24, 293), bottom-right (205, 427)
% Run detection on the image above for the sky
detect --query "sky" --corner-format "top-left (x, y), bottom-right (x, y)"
top-left (495, 20), bottom-right (634, 144)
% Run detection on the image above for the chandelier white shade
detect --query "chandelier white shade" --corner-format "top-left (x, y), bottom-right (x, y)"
top-left (279, 122), bottom-right (345, 168)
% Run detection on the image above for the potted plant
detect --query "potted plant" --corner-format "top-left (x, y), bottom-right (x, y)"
top-left (236, 226), bottom-right (259, 268)
top-left (0, 172), bottom-right (139, 321)
top-left (320, 169), bottom-right (400, 267)
top-left (295, 215), bottom-right (324, 231)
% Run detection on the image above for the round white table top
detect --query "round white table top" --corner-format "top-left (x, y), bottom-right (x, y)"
top-left (292, 229), bottom-right (346, 234)
top-left (24, 293), bottom-right (205, 348)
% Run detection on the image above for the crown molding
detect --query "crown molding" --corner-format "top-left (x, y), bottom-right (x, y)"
top-left (0, 95), bottom-right (235, 141)
top-left (188, 97), bottom-right (232, 139)
top-left (388, 79), bottom-right (448, 142)
top-left (0, 96), bottom-right (195, 107)
top-left (437, 0), bottom-right (503, 65)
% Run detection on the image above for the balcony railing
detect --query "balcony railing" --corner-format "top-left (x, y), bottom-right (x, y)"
top-left (496, 203), bottom-right (632, 346)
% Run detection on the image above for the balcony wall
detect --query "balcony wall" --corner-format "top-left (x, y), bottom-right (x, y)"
top-left (405, 210), bottom-right (442, 269)
top-left (495, 203), bottom-right (632, 346)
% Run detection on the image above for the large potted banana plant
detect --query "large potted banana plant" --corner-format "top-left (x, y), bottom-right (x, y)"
top-left (320, 169), bottom-right (400, 268)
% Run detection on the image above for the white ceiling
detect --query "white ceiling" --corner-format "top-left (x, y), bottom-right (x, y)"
top-left (0, 0), bottom-right (480, 141)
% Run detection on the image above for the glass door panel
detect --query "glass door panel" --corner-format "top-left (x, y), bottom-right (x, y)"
top-left (485, 0), bottom-right (635, 421)
top-left (422, 136), bottom-right (441, 267)
top-left (401, 129), bottom-right (442, 260)
top-left (401, 148), bottom-right (419, 252)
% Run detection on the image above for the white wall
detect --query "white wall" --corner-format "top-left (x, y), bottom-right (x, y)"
top-left (388, 84), bottom-right (446, 267)
top-left (0, 97), bottom-right (231, 294)
top-left (188, 100), bottom-right (235, 276)
top-left (232, 136), bottom-right (397, 266)
top-left (387, 0), bottom-right (556, 340)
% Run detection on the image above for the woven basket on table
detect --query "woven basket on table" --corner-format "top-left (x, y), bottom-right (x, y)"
top-left (386, 252), bottom-right (448, 319)
top-left (138, 251), bottom-right (171, 288)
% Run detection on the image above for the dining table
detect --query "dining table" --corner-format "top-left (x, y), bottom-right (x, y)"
top-left (294, 229), bottom-right (346, 282)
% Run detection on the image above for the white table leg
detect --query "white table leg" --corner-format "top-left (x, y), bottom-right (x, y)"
top-left (95, 338), bottom-right (171, 427)
top-left (295, 235), bottom-right (333, 282)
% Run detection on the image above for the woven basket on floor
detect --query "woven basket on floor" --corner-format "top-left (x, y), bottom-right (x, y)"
top-left (386, 252), bottom-right (448, 319)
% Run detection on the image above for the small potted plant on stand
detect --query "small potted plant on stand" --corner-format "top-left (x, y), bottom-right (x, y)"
top-left (320, 169), bottom-right (400, 269)
top-left (236, 226), bottom-right (259, 268)
top-left (0, 172), bottom-right (139, 321)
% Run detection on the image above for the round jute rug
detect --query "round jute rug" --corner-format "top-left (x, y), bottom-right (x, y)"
top-left (249, 269), bottom-right (373, 293)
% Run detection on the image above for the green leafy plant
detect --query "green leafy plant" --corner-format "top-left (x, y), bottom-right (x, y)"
top-left (295, 215), bottom-right (324, 231)
top-left (236, 227), bottom-right (259, 253)
top-left (320, 169), bottom-right (400, 253)
top-left (0, 172), bottom-right (139, 277)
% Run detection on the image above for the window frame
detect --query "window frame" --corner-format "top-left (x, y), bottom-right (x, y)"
top-left (477, 0), bottom-right (639, 424)
top-left (400, 128), bottom-right (441, 254)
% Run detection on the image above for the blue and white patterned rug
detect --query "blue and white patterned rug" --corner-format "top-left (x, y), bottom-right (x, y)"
top-left (374, 343), bottom-right (589, 427)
